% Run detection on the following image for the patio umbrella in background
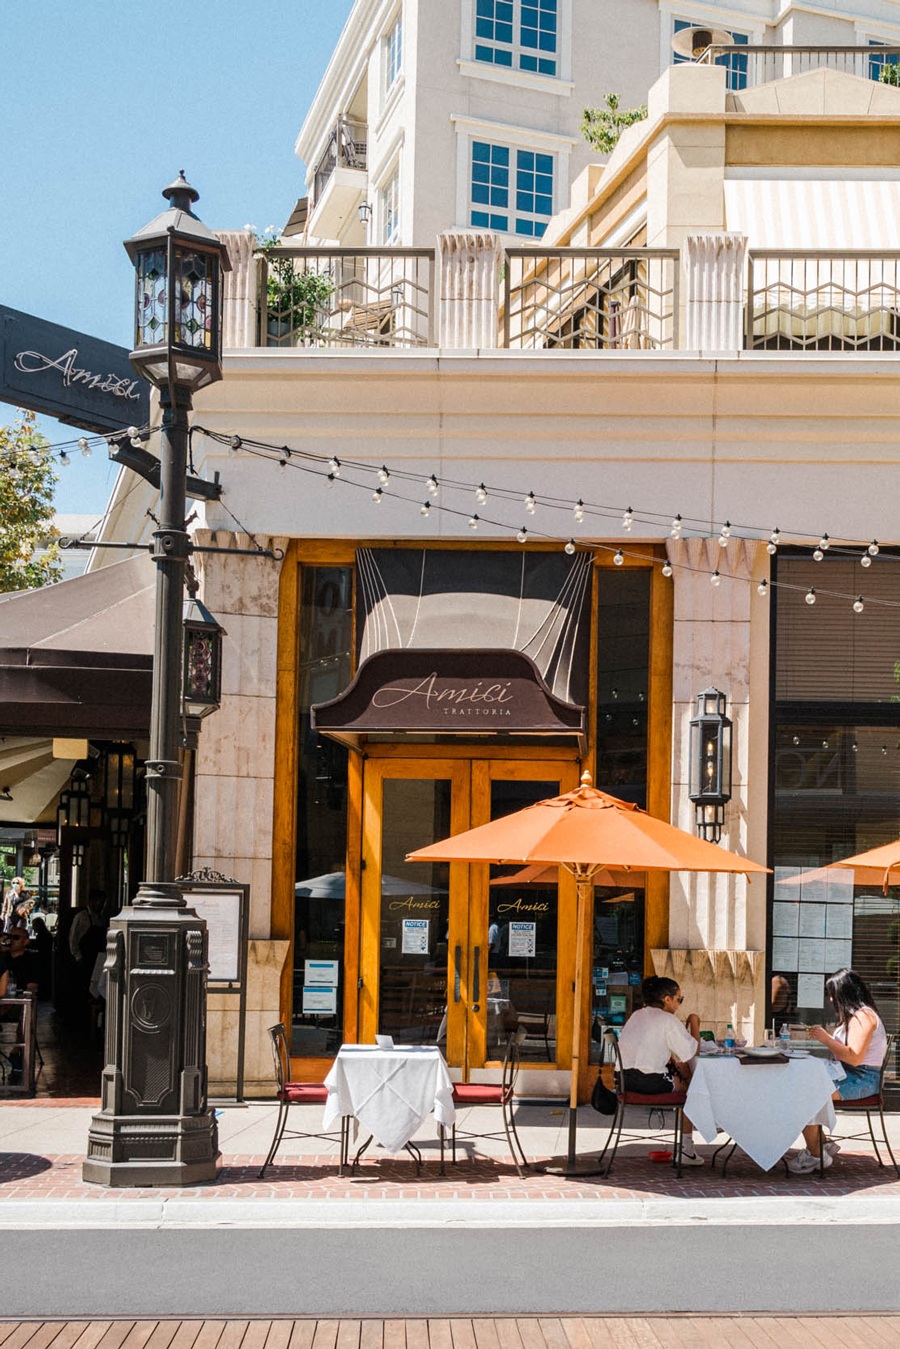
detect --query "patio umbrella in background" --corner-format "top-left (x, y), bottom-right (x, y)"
top-left (295, 871), bottom-right (438, 899)
top-left (407, 772), bottom-right (768, 1175)
top-left (831, 841), bottom-right (900, 895)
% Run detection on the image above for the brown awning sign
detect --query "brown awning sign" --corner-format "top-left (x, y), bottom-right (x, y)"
top-left (312, 648), bottom-right (585, 749)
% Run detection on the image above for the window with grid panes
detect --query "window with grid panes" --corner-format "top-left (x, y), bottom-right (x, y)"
top-left (672, 18), bottom-right (749, 91)
top-left (475, 0), bottom-right (558, 77)
top-left (381, 168), bottom-right (399, 244)
top-left (384, 11), bottom-right (403, 94)
top-left (470, 140), bottom-right (553, 237)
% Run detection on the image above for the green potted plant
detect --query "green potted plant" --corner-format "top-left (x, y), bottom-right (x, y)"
top-left (253, 227), bottom-right (334, 345)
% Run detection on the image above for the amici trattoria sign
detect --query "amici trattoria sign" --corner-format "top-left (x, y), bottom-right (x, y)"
top-left (0, 304), bottom-right (150, 434)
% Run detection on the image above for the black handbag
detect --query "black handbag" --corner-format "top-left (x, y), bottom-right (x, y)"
top-left (591, 1074), bottom-right (618, 1115)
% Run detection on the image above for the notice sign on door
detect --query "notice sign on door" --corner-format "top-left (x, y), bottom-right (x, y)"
top-left (302, 985), bottom-right (338, 1014)
top-left (401, 918), bottom-right (430, 954)
top-left (508, 921), bottom-right (536, 958)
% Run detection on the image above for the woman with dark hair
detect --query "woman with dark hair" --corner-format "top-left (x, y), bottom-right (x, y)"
top-left (787, 967), bottom-right (888, 1174)
top-left (617, 974), bottom-right (704, 1165)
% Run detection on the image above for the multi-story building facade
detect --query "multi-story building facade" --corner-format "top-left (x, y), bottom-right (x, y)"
top-left (295, 0), bottom-right (900, 248)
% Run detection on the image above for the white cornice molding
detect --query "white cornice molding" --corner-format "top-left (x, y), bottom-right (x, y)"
top-left (456, 58), bottom-right (575, 97)
top-left (449, 113), bottom-right (579, 150)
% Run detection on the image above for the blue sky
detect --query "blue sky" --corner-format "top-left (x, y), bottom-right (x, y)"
top-left (1, 0), bottom-right (354, 517)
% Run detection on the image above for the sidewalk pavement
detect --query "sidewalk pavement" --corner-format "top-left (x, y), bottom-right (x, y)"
top-left (2, 1098), bottom-right (900, 1317)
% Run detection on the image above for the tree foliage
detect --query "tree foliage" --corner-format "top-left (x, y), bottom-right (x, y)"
top-left (581, 94), bottom-right (648, 155)
top-left (0, 410), bottom-right (62, 593)
top-left (879, 62), bottom-right (900, 87)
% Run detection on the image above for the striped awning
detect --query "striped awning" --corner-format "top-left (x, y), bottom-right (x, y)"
top-left (724, 175), bottom-right (900, 249)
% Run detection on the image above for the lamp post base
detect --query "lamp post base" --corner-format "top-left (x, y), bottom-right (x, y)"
top-left (83, 1109), bottom-right (220, 1187)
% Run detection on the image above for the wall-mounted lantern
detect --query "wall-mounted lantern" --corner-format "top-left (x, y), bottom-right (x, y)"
top-left (103, 743), bottom-right (136, 814)
top-left (688, 687), bottom-right (733, 843)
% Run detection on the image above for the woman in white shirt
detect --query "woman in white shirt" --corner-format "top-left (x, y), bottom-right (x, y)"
top-left (788, 967), bottom-right (888, 1174)
top-left (617, 975), bottom-right (703, 1164)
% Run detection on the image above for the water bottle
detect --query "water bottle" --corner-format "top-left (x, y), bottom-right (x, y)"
top-left (779, 1022), bottom-right (790, 1052)
top-left (723, 1023), bottom-right (736, 1055)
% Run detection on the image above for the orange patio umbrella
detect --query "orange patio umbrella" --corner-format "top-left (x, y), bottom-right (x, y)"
top-left (407, 772), bottom-right (768, 1174)
top-left (831, 840), bottom-right (900, 895)
top-left (490, 862), bottom-right (645, 890)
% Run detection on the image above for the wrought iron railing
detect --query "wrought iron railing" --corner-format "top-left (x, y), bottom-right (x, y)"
top-left (698, 44), bottom-right (900, 90)
top-left (502, 248), bottom-right (680, 351)
top-left (257, 247), bottom-right (436, 349)
top-left (312, 118), bottom-right (368, 202)
top-left (746, 251), bottom-right (900, 351)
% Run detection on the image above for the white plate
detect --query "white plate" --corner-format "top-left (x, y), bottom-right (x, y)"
top-left (744, 1046), bottom-right (782, 1058)
top-left (786, 1049), bottom-right (810, 1058)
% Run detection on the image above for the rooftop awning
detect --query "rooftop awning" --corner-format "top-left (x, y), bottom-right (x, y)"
top-left (724, 174), bottom-right (900, 249)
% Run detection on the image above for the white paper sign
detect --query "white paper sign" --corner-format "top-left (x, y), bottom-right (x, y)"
top-left (825, 871), bottom-right (854, 904)
top-left (507, 920), bottom-right (537, 957)
top-left (772, 937), bottom-right (799, 971)
top-left (797, 973), bottom-right (825, 1008)
top-left (825, 938), bottom-right (853, 970)
top-left (401, 918), bottom-right (430, 954)
top-left (798, 938), bottom-right (827, 972)
top-left (305, 959), bottom-right (339, 987)
top-left (773, 902), bottom-right (800, 937)
top-left (799, 904), bottom-right (826, 937)
top-left (187, 889), bottom-right (242, 983)
top-left (825, 905), bottom-right (853, 939)
top-left (302, 985), bottom-right (338, 1014)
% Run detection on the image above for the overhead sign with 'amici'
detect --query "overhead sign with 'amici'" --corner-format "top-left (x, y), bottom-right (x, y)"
top-left (0, 304), bottom-right (150, 434)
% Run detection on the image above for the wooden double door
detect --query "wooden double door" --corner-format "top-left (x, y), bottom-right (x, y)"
top-left (358, 753), bottom-right (580, 1079)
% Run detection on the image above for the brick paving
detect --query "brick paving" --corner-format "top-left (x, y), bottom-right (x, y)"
top-left (1, 1316), bottom-right (900, 1349)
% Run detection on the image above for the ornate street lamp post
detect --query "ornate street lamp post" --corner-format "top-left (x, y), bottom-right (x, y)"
top-left (83, 174), bottom-right (230, 1185)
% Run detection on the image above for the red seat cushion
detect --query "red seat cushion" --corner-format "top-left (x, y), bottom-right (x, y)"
top-left (453, 1084), bottom-right (503, 1104)
top-left (281, 1083), bottom-right (330, 1103)
top-left (836, 1094), bottom-right (881, 1108)
top-left (622, 1091), bottom-right (687, 1107)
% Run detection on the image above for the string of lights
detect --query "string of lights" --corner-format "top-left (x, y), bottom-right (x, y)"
top-left (192, 426), bottom-right (900, 614)
top-left (1, 422), bottom-right (158, 470)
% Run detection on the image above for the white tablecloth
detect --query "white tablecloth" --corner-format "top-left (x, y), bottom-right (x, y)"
top-left (685, 1055), bottom-right (846, 1171)
top-left (322, 1046), bottom-right (456, 1152)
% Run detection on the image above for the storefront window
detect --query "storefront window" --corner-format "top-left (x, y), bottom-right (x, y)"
top-left (596, 569), bottom-right (650, 807)
top-left (293, 566), bottom-right (353, 1057)
top-left (772, 555), bottom-right (900, 1082)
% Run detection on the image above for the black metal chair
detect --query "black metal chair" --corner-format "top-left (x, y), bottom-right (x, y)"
top-left (258, 1023), bottom-right (349, 1177)
top-left (449, 1034), bottom-right (529, 1176)
top-left (596, 1028), bottom-right (688, 1178)
top-left (831, 1032), bottom-right (899, 1176)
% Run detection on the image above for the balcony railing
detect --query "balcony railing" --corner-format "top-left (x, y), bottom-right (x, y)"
top-left (503, 248), bottom-right (681, 351)
top-left (698, 44), bottom-right (900, 91)
top-left (312, 118), bottom-right (368, 203)
top-left (747, 251), bottom-right (900, 352)
top-left (258, 247), bottom-right (436, 348)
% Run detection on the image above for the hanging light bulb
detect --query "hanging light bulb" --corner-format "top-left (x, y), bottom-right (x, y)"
top-left (861, 553), bottom-right (872, 568)
top-left (622, 507), bottom-right (634, 531)
top-left (564, 538), bottom-right (576, 555)
top-left (279, 458), bottom-right (289, 471)
top-left (819, 533), bottom-right (830, 551)
top-left (468, 514), bottom-right (479, 530)
top-left (328, 456), bottom-right (342, 477)
top-left (420, 501), bottom-right (431, 518)
top-left (671, 514), bottom-right (683, 537)
top-left (516, 527), bottom-right (529, 543)
top-left (78, 437), bottom-right (91, 458)
top-left (475, 482), bottom-right (488, 504)
top-left (524, 491), bottom-right (536, 514)
top-left (851, 741), bottom-right (859, 753)
top-left (377, 465), bottom-right (391, 485)
top-left (710, 570), bottom-right (721, 587)
top-left (661, 561), bottom-right (673, 578)
top-left (805, 588), bottom-right (817, 605)
top-left (126, 425), bottom-right (140, 440)
top-left (757, 579), bottom-right (768, 597)
top-left (230, 435), bottom-right (242, 452)
top-left (853, 595), bottom-right (865, 614)
top-left (813, 546), bottom-right (824, 562)
top-left (718, 521), bottom-right (731, 547)
top-left (613, 550), bottom-right (624, 566)
top-left (59, 450), bottom-right (70, 466)
top-left (325, 471), bottom-right (336, 487)
top-left (372, 487), bottom-right (384, 504)
top-left (767, 527), bottom-right (780, 556)
top-left (868, 539), bottom-right (880, 556)
top-left (427, 474), bottom-right (439, 497)
top-left (573, 499), bottom-right (585, 523)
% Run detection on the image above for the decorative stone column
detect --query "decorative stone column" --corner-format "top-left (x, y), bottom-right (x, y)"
top-left (219, 229), bottom-right (259, 348)
top-left (191, 530), bottom-right (290, 1094)
top-left (437, 231), bottom-right (503, 349)
top-left (682, 233), bottom-right (748, 351)
top-left (659, 535), bottom-right (770, 1042)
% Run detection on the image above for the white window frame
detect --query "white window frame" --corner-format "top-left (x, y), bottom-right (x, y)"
top-left (452, 116), bottom-right (575, 239)
top-left (383, 8), bottom-right (403, 99)
top-left (460, 0), bottom-right (572, 85)
top-left (379, 164), bottom-right (401, 245)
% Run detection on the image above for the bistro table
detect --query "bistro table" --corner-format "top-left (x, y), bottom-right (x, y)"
top-left (322, 1044), bottom-right (456, 1172)
top-left (685, 1051), bottom-right (846, 1171)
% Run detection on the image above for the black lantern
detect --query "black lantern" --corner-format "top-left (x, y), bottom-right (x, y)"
top-left (182, 597), bottom-right (226, 719)
top-left (103, 743), bottom-right (136, 814)
top-left (57, 776), bottom-right (91, 846)
top-left (107, 809), bottom-right (131, 852)
top-left (688, 687), bottom-right (733, 843)
top-left (123, 172), bottom-right (230, 393)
